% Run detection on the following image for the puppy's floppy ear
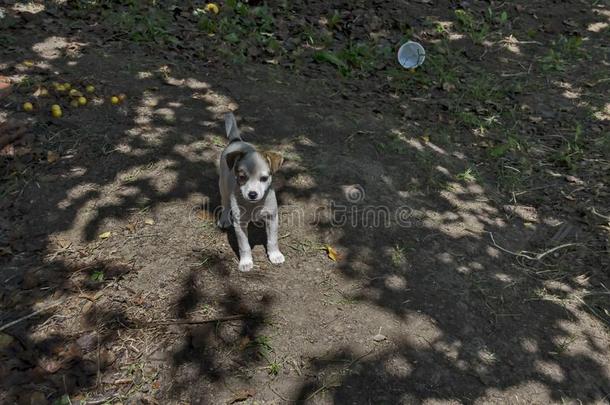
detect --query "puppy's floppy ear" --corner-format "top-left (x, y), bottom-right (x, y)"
top-left (226, 151), bottom-right (244, 170)
top-left (262, 151), bottom-right (284, 174)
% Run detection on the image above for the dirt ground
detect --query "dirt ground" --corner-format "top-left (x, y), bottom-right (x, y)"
top-left (1, 1), bottom-right (609, 404)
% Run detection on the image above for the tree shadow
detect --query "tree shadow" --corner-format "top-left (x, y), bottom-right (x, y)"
top-left (1, 1), bottom-right (609, 404)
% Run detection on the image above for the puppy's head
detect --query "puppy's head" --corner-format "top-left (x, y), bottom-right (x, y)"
top-left (226, 150), bottom-right (283, 202)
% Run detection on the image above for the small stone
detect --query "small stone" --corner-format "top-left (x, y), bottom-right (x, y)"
top-left (565, 175), bottom-right (584, 185)
top-left (373, 333), bottom-right (387, 342)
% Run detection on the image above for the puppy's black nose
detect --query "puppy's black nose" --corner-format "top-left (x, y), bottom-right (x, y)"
top-left (248, 191), bottom-right (258, 200)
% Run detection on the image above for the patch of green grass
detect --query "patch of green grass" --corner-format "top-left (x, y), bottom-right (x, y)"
top-left (250, 335), bottom-right (273, 357)
top-left (456, 167), bottom-right (478, 183)
top-left (375, 130), bottom-right (410, 154)
top-left (552, 123), bottom-right (584, 170)
top-left (0, 34), bottom-right (16, 46)
top-left (467, 75), bottom-right (502, 102)
top-left (248, 335), bottom-right (282, 376)
top-left (494, 158), bottom-right (531, 193)
top-left (541, 35), bottom-right (584, 72)
top-left (485, 7), bottom-right (509, 28)
top-left (91, 269), bottom-right (105, 282)
top-left (266, 360), bottom-right (281, 376)
top-left (198, 2), bottom-right (279, 61)
top-left (52, 395), bottom-right (72, 405)
top-left (209, 135), bottom-right (226, 147)
top-left (327, 10), bottom-right (341, 30)
top-left (104, 5), bottom-right (177, 44)
top-left (314, 40), bottom-right (391, 77)
top-left (489, 136), bottom-right (525, 158)
top-left (454, 9), bottom-right (489, 44)
top-left (391, 244), bottom-right (407, 266)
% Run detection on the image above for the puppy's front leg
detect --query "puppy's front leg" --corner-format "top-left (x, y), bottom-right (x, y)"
top-left (234, 220), bottom-right (254, 272)
top-left (265, 212), bottom-right (285, 264)
top-left (217, 178), bottom-right (232, 229)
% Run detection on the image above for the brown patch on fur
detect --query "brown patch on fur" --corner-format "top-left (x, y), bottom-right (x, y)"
top-left (262, 151), bottom-right (284, 173)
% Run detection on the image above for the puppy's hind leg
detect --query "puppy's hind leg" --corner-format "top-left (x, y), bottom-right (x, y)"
top-left (265, 213), bottom-right (285, 264)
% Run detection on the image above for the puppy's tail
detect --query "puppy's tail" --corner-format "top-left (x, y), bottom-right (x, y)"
top-left (224, 112), bottom-right (242, 143)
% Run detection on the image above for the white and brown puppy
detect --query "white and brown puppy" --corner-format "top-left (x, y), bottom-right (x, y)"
top-left (218, 112), bottom-right (285, 272)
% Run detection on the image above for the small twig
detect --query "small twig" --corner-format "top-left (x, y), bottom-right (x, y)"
top-left (141, 314), bottom-right (248, 327)
top-left (0, 299), bottom-right (66, 332)
top-left (590, 207), bottom-right (610, 221)
top-left (489, 232), bottom-right (580, 261)
top-left (305, 383), bottom-right (337, 401)
top-left (268, 384), bottom-right (294, 402)
top-left (82, 396), bottom-right (119, 405)
top-left (344, 348), bottom-right (375, 369)
top-left (500, 72), bottom-right (529, 77)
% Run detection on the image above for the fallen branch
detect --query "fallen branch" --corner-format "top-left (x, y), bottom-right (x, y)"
top-left (489, 232), bottom-right (580, 261)
top-left (0, 299), bottom-right (66, 332)
top-left (140, 314), bottom-right (249, 327)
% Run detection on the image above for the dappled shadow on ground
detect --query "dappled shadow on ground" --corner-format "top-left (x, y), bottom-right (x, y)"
top-left (1, 6), bottom-right (234, 401)
top-left (1, 0), bottom-right (609, 404)
top-left (0, 259), bottom-right (136, 403)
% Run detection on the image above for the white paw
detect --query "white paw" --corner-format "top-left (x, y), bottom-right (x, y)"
top-left (268, 250), bottom-right (285, 264)
top-left (217, 215), bottom-right (232, 229)
top-left (238, 257), bottom-right (254, 272)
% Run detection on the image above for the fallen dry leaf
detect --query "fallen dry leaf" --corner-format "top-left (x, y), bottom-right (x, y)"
top-left (98, 231), bottom-right (111, 239)
top-left (56, 239), bottom-right (71, 249)
top-left (228, 388), bottom-right (256, 404)
top-left (144, 218), bottom-right (155, 225)
top-left (325, 245), bottom-right (341, 261)
top-left (47, 150), bottom-right (60, 163)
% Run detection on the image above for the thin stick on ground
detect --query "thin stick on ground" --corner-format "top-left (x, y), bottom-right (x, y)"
top-left (0, 299), bottom-right (66, 332)
top-left (575, 296), bottom-right (609, 327)
top-left (489, 232), bottom-right (581, 261)
top-left (140, 314), bottom-right (249, 327)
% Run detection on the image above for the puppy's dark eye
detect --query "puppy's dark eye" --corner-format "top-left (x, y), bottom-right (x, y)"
top-left (238, 174), bottom-right (247, 182)
top-left (260, 176), bottom-right (269, 182)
